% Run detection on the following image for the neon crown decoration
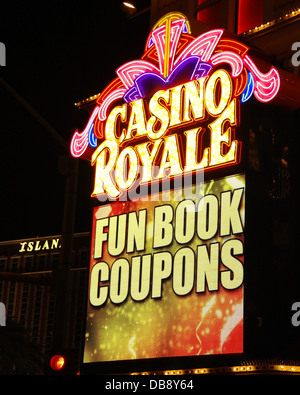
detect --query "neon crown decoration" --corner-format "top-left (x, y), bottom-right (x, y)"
top-left (70, 11), bottom-right (280, 159)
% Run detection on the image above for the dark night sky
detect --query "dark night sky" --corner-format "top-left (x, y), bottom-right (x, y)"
top-left (0, 0), bottom-right (151, 241)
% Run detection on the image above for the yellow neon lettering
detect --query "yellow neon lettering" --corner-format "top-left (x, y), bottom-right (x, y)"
top-left (169, 84), bottom-right (182, 127)
top-left (146, 89), bottom-right (170, 140)
top-left (115, 146), bottom-right (139, 190)
top-left (91, 69), bottom-right (242, 199)
top-left (157, 134), bottom-right (182, 179)
top-left (105, 104), bottom-right (127, 142)
top-left (182, 78), bottom-right (205, 123)
top-left (136, 140), bottom-right (162, 183)
top-left (205, 69), bottom-right (232, 116)
top-left (91, 139), bottom-right (120, 198)
top-left (184, 127), bottom-right (209, 170)
top-left (209, 99), bottom-right (238, 166)
top-left (125, 99), bottom-right (147, 140)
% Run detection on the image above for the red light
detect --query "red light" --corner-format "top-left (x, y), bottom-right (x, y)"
top-left (50, 355), bottom-right (66, 371)
top-left (237, 0), bottom-right (263, 35)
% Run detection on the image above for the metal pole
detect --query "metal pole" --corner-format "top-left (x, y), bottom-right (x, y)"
top-left (52, 156), bottom-right (78, 351)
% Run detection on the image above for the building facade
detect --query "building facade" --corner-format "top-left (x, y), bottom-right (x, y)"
top-left (0, 233), bottom-right (90, 372)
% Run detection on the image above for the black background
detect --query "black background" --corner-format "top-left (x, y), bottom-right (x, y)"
top-left (0, 0), bottom-right (151, 241)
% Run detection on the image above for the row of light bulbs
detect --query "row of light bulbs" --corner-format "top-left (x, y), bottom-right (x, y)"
top-left (130, 364), bottom-right (300, 375)
top-left (241, 7), bottom-right (300, 36)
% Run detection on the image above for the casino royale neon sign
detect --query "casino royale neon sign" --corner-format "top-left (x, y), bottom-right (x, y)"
top-left (70, 12), bottom-right (280, 199)
top-left (92, 69), bottom-right (240, 199)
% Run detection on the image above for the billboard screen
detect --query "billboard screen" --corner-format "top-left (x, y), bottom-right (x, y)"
top-left (84, 173), bottom-right (245, 363)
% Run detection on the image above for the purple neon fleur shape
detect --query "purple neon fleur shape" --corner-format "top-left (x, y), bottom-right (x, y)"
top-left (123, 56), bottom-right (212, 103)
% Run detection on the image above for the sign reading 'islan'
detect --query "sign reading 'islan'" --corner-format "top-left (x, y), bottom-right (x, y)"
top-left (18, 238), bottom-right (61, 253)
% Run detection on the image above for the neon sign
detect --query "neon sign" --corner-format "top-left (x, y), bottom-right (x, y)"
top-left (70, 12), bottom-right (280, 200)
top-left (77, 14), bottom-right (258, 366)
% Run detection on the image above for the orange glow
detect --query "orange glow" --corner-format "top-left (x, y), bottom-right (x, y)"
top-left (123, 2), bottom-right (136, 10)
top-left (50, 355), bottom-right (66, 371)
